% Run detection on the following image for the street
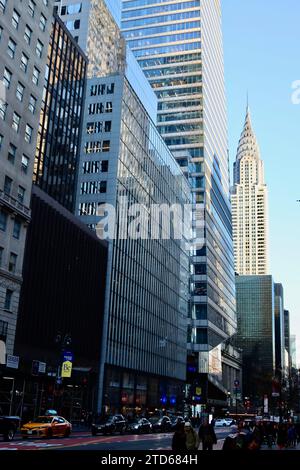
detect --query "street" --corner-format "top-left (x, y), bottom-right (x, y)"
top-left (0, 428), bottom-right (240, 451)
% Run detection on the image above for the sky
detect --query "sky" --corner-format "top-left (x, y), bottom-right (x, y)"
top-left (222, 0), bottom-right (300, 365)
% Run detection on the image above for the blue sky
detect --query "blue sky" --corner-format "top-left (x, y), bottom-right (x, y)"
top-left (222, 0), bottom-right (300, 364)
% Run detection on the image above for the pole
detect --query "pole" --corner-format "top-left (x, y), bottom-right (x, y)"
top-left (9, 378), bottom-right (15, 416)
top-left (235, 388), bottom-right (238, 421)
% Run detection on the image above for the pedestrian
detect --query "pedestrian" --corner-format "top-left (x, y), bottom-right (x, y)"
top-left (172, 422), bottom-right (187, 452)
top-left (184, 422), bottom-right (200, 451)
top-left (198, 419), bottom-right (217, 450)
top-left (277, 423), bottom-right (288, 450)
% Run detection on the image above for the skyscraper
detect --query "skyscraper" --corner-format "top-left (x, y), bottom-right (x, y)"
top-left (34, 14), bottom-right (87, 212)
top-left (235, 275), bottom-right (275, 403)
top-left (0, 0), bottom-right (52, 357)
top-left (122, 0), bottom-right (236, 404)
top-left (231, 107), bottom-right (269, 275)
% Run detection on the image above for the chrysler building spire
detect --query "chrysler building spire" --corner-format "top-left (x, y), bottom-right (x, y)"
top-left (231, 106), bottom-right (269, 275)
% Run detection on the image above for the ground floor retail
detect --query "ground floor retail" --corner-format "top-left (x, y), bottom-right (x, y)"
top-left (103, 365), bottom-right (185, 416)
top-left (0, 362), bottom-right (98, 425)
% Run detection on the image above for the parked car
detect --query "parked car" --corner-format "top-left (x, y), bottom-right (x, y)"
top-left (91, 414), bottom-right (127, 436)
top-left (21, 415), bottom-right (72, 438)
top-left (126, 418), bottom-right (152, 434)
top-left (150, 416), bottom-right (172, 433)
top-left (0, 415), bottom-right (21, 441)
top-left (170, 416), bottom-right (186, 430)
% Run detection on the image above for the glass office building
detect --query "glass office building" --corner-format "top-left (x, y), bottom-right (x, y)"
top-left (77, 73), bottom-right (191, 412)
top-left (122, 0), bottom-right (236, 404)
top-left (235, 275), bottom-right (275, 403)
top-left (34, 15), bottom-right (87, 212)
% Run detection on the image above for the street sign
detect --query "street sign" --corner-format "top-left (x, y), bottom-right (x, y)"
top-left (63, 351), bottom-right (73, 362)
top-left (61, 360), bottom-right (72, 378)
top-left (38, 362), bottom-right (46, 373)
top-left (6, 354), bottom-right (19, 369)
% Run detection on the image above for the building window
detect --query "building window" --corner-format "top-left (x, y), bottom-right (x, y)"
top-left (28, 0), bottom-right (36, 17)
top-left (105, 102), bottom-right (113, 113)
top-left (100, 181), bottom-right (107, 193)
top-left (12, 9), bottom-right (20, 29)
top-left (8, 253), bottom-right (17, 273)
top-left (8, 143), bottom-right (17, 164)
top-left (16, 82), bottom-right (25, 102)
top-left (107, 83), bottom-right (114, 94)
top-left (3, 68), bottom-right (12, 88)
top-left (7, 38), bottom-right (17, 58)
top-left (25, 124), bottom-right (33, 143)
top-left (12, 112), bottom-right (21, 133)
top-left (24, 25), bottom-right (33, 44)
top-left (102, 140), bottom-right (110, 152)
top-left (36, 40), bottom-right (43, 58)
top-left (21, 154), bottom-right (29, 174)
top-left (0, 210), bottom-right (7, 231)
top-left (32, 67), bottom-right (40, 85)
top-left (13, 219), bottom-right (21, 239)
top-left (105, 121), bottom-right (112, 132)
top-left (28, 95), bottom-right (37, 114)
top-left (0, 0), bottom-right (7, 13)
top-left (39, 14), bottom-right (47, 31)
top-left (17, 186), bottom-right (25, 203)
top-left (20, 53), bottom-right (29, 73)
top-left (0, 100), bottom-right (7, 120)
top-left (4, 289), bottom-right (13, 311)
top-left (4, 176), bottom-right (12, 195)
top-left (0, 247), bottom-right (3, 267)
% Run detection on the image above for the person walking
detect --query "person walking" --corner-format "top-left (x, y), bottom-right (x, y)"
top-left (198, 419), bottom-right (217, 450)
top-left (184, 422), bottom-right (200, 451)
top-left (172, 422), bottom-right (187, 452)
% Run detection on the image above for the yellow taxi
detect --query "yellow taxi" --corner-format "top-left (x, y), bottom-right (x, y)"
top-left (21, 415), bottom-right (72, 439)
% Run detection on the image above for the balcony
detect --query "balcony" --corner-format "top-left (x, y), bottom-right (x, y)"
top-left (0, 189), bottom-right (31, 222)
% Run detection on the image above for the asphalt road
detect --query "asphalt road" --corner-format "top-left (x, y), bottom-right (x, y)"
top-left (0, 428), bottom-right (229, 451)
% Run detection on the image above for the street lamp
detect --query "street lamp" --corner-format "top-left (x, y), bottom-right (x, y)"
top-left (3, 377), bottom-right (15, 416)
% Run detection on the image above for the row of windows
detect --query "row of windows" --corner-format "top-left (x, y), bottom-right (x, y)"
top-left (122, 1), bottom-right (200, 19)
top-left (128, 31), bottom-right (200, 50)
top-left (82, 160), bottom-right (108, 174)
top-left (86, 120), bottom-right (112, 135)
top-left (55, 2), bottom-right (82, 16)
top-left (2, 68), bottom-right (37, 111)
top-left (90, 83), bottom-right (115, 96)
top-left (0, 100), bottom-right (33, 142)
top-left (134, 41), bottom-right (201, 58)
top-left (0, 134), bottom-right (29, 172)
top-left (80, 180), bottom-right (107, 195)
top-left (0, 209), bottom-right (22, 240)
top-left (0, 0), bottom-right (48, 16)
top-left (123, 20), bottom-right (200, 40)
top-left (2, 175), bottom-right (26, 203)
top-left (88, 102), bottom-right (113, 115)
top-left (0, 245), bottom-right (18, 275)
top-left (84, 140), bottom-right (110, 154)
top-left (121, 9), bottom-right (200, 30)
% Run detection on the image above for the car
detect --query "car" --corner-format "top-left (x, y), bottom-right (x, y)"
top-left (150, 416), bottom-right (172, 433)
top-left (21, 415), bottom-right (72, 438)
top-left (91, 414), bottom-right (127, 436)
top-left (170, 416), bottom-right (186, 430)
top-left (126, 418), bottom-right (152, 434)
top-left (0, 415), bottom-right (21, 441)
top-left (214, 418), bottom-right (231, 427)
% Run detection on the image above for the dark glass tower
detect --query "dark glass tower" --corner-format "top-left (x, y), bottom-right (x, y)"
top-left (34, 15), bottom-right (87, 212)
top-left (122, 0), bottom-right (236, 405)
